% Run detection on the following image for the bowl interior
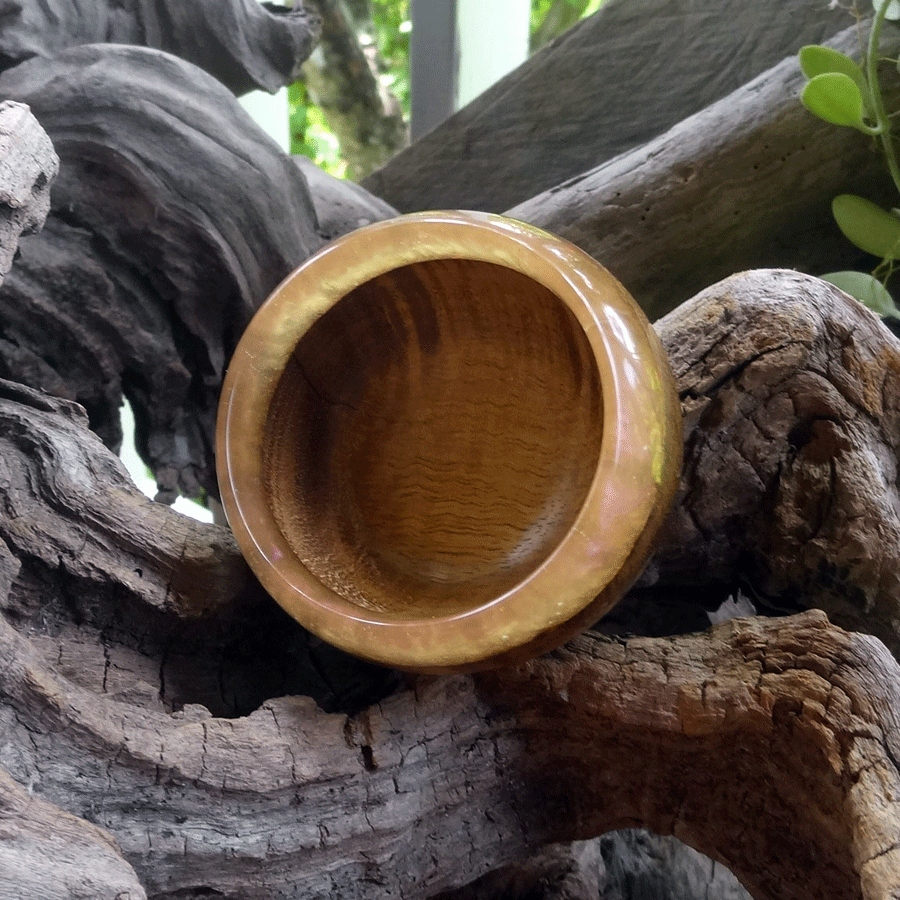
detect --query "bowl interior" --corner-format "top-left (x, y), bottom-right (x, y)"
top-left (262, 258), bottom-right (603, 619)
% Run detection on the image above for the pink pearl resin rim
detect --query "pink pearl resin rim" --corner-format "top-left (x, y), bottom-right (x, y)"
top-left (216, 211), bottom-right (681, 673)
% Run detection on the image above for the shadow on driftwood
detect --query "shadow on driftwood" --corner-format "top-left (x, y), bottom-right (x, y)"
top-left (0, 2), bottom-right (900, 898)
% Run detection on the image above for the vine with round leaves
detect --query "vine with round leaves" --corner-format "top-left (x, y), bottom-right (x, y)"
top-left (800, 0), bottom-right (900, 318)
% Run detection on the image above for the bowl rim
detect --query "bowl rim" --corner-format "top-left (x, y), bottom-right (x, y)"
top-left (216, 210), bottom-right (678, 672)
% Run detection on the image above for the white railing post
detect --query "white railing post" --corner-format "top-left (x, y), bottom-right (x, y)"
top-left (410, 0), bottom-right (531, 140)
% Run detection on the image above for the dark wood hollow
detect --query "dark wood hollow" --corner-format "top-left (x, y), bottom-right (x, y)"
top-left (263, 259), bottom-right (603, 618)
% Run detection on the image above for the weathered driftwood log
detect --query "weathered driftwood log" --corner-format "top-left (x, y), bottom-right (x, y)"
top-left (507, 22), bottom-right (900, 320)
top-left (0, 0), bottom-right (320, 94)
top-left (293, 154), bottom-right (398, 241)
top-left (0, 378), bottom-right (400, 718)
top-left (0, 45), bottom-right (323, 500)
top-left (1, 574), bottom-right (898, 900)
top-left (362, 0), bottom-right (853, 213)
top-left (0, 102), bottom-right (56, 279)
top-left (0, 92), bottom-right (148, 900)
top-left (0, 765), bottom-right (146, 899)
top-left (647, 269), bottom-right (900, 659)
top-left (437, 830), bottom-right (750, 900)
top-left (1, 270), bottom-right (900, 899)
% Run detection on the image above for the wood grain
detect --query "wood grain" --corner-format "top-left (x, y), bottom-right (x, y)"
top-left (507, 23), bottom-right (900, 320)
top-left (362, 0), bottom-right (854, 213)
top-left (267, 259), bottom-right (602, 614)
top-left (1, 270), bottom-right (899, 897)
top-left (0, 0), bottom-right (320, 94)
top-left (0, 44), bottom-right (322, 499)
top-left (218, 213), bottom-right (681, 672)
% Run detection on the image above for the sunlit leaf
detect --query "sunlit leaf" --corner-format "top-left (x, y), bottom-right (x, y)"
top-left (821, 271), bottom-right (900, 318)
top-left (799, 45), bottom-right (866, 91)
top-left (801, 73), bottom-right (870, 129)
top-left (832, 194), bottom-right (900, 259)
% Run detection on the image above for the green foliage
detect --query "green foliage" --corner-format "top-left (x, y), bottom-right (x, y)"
top-left (798, 2), bottom-right (900, 315)
top-left (530, 0), bottom-right (605, 50)
top-left (821, 270), bottom-right (900, 317)
top-left (832, 194), bottom-right (900, 259)
top-left (290, 0), bottom-right (605, 177)
top-left (289, 81), bottom-right (346, 176)
top-left (371, 0), bottom-right (411, 116)
top-left (801, 71), bottom-right (873, 130)
top-left (799, 44), bottom-right (866, 88)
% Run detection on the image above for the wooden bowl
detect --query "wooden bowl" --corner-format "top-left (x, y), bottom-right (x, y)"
top-left (216, 211), bottom-right (681, 673)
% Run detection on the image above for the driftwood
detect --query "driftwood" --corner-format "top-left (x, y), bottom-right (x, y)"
top-left (506, 23), bottom-right (900, 320)
top-left (645, 269), bottom-right (900, 659)
top-left (436, 832), bottom-right (748, 900)
top-left (3, 19), bottom-right (900, 900)
top-left (362, 0), bottom-right (854, 213)
top-left (0, 45), bottom-right (323, 500)
top-left (0, 102), bottom-right (56, 279)
top-left (1, 254), bottom-right (900, 898)
top-left (293, 154), bottom-right (398, 241)
top-left (0, 0), bottom-right (320, 94)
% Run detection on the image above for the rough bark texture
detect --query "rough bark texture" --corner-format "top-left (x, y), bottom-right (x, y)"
top-left (293, 154), bottom-right (398, 241)
top-left (2, 15), bottom-right (900, 900)
top-left (1, 268), bottom-right (899, 899)
top-left (0, 101), bottom-right (57, 279)
top-left (362, 0), bottom-right (855, 213)
top-left (0, 0), bottom-right (320, 94)
top-left (646, 269), bottom-right (900, 660)
top-left (0, 766), bottom-right (146, 900)
top-left (506, 22), bottom-right (899, 320)
top-left (0, 45), bottom-right (323, 501)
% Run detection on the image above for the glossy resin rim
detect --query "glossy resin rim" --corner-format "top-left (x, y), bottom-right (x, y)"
top-left (216, 211), bottom-right (681, 672)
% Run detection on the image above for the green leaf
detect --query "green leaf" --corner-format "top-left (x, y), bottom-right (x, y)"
top-left (874, 0), bottom-right (900, 21)
top-left (821, 271), bottom-right (900, 317)
top-left (832, 194), bottom-right (900, 259)
top-left (799, 45), bottom-right (866, 91)
top-left (801, 73), bottom-right (872, 130)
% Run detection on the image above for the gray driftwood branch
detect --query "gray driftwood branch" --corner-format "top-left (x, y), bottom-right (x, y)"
top-left (1, 268), bottom-right (900, 899)
top-left (507, 23), bottom-right (900, 320)
top-left (0, 0), bottom-right (320, 94)
top-left (362, 0), bottom-right (856, 214)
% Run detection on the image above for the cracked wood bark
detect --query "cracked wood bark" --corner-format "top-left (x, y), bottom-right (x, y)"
top-left (645, 269), bottom-right (900, 659)
top-left (0, 101), bottom-right (56, 280)
top-left (0, 766), bottom-right (146, 899)
top-left (2, 269), bottom-right (900, 899)
top-left (506, 21), bottom-right (900, 321)
top-left (0, 0), bottom-right (320, 95)
top-left (0, 19), bottom-right (886, 519)
top-left (0, 44), bottom-right (324, 501)
top-left (0, 94), bottom-right (148, 900)
top-left (361, 0), bottom-right (854, 213)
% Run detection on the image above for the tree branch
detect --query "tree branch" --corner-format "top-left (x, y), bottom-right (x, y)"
top-left (507, 22), bottom-right (900, 320)
top-left (362, 0), bottom-right (856, 214)
top-left (0, 766), bottom-right (145, 899)
top-left (0, 45), bottom-right (322, 497)
top-left (0, 102), bottom-right (56, 280)
top-left (0, 0), bottom-right (321, 95)
top-left (300, 0), bottom-right (407, 181)
top-left (0, 593), bottom-right (897, 899)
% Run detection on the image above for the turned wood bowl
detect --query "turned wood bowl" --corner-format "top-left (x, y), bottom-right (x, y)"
top-left (216, 211), bottom-right (681, 673)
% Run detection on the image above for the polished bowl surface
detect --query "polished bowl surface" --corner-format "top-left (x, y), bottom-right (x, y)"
top-left (216, 211), bottom-right (681, 672)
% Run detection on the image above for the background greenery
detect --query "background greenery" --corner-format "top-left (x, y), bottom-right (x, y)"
top-left (290, 0), bottom-right (605, 176)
